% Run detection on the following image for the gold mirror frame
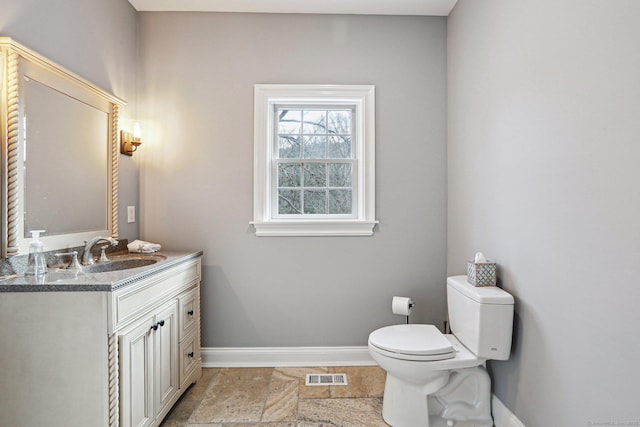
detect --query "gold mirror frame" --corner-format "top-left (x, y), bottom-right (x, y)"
top-left (0, 37), bottom-right (125, 257)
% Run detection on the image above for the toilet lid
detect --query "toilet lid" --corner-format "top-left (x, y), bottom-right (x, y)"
top-left (369, 324), bottom-right (455, 358)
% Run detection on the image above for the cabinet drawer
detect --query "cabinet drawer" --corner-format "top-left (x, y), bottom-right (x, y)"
top-left (179, 332), bottom-right (200, 387)
top-left (178, 287), bottom-right (199, 337)
top-left (112, 261), bottom-right (199, 332)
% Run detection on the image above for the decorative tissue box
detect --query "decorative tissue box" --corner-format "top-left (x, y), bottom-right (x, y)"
top-left (467, 261), bottom-right (497, 287)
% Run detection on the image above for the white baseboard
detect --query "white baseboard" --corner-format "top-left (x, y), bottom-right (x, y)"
top-left (201, 346), bottom-right (376, 367)
top-left (492, 394), bottom-right (525, 427)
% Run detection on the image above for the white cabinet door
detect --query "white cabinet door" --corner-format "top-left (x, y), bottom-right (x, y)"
top-left (154, 300), bottom-right (179, 418)
top-left (120, 314), bottom-right (155, 427)
top-left (120, 299), bottom-right (179, 427)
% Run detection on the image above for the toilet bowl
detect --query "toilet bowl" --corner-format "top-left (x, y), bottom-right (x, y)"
top-left (368, 276), bottom-right (514, 427)
top-left (368, 326), bottom-right (489, 427)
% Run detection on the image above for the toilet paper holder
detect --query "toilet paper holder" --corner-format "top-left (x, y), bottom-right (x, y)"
top-left (406, 302), bottom-right (415, 324)
top-left (392, 296), bottom-right (415, 324)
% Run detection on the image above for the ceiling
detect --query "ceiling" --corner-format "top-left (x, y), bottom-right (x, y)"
top-left (127, 0), bottom-right (458, 16)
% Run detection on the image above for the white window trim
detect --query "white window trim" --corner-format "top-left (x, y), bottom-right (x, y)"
top-left (252, 84), bottom-right (377, 236)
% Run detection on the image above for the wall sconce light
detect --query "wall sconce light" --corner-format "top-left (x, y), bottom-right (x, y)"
top-left (120, 122), bottom-right (142, 156)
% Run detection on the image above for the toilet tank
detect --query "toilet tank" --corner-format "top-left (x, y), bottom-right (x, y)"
top-left (447, 275), bottom-right (514, 360)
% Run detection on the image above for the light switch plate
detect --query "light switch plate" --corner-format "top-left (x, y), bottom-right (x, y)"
top-left (127, 206), bottom-right (135, 223)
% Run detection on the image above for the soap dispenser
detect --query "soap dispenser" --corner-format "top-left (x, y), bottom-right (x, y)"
top-left (25, 230), bottom-right (48, 276)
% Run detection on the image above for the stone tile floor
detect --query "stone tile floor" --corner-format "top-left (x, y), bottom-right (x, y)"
top-left (160, 366), bottom-right (390, 427)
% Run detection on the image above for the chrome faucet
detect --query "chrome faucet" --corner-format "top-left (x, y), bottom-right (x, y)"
top-left (82, 236), bottom-right (118, 265)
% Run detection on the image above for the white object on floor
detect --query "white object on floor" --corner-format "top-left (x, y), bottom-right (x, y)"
top-left (127, 239), bottom-right (161, 253)
top-left (305, 373), bottom-right (348, 386)
top-left (368, 275), bottom-right (514, 427)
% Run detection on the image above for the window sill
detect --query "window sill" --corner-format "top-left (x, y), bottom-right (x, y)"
top-left (250, 220), bottom-right (378, 237)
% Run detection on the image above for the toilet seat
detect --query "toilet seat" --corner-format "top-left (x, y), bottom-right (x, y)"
top-left (368, 324), bottom-right (456, 362)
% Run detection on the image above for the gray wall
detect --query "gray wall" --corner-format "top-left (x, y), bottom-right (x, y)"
top-left (0, 0), bottom-right (140, 243)
top-left (447, 0), bottom-right (640, 425)
top-left (138, 12), bottom-right (448, 347)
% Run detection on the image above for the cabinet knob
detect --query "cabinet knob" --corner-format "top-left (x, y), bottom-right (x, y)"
top-left (187, 310), bottom-right (194, 316)
top-left (150, 324), bottom-right (158, 331)
top-left (188, 352), bottom-right (194, 358)
top-left (157, 320), bottom-right (165, 327)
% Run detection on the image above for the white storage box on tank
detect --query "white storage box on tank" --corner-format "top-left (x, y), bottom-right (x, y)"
top-left (447, 275), bottom-right (514, 360)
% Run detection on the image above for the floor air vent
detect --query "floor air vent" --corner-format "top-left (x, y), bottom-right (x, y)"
top-left (305, 373), bottom-right (348, 386)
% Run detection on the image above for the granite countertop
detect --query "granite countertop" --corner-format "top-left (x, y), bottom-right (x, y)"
top-left (0, 250), bottom-right (203, 292)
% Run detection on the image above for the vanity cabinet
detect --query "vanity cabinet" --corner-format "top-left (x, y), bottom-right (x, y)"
top-left (0, 252), bottom-right (202, 427)
top-left (117, 265), bottom-right (202, 427)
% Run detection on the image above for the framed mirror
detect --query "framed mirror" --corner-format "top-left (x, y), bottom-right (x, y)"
top-left (0, 37), bottom-right (125, 257)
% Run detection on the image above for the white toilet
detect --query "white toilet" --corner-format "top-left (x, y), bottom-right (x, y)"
top-left (368, 275), bottom-right (514, 427)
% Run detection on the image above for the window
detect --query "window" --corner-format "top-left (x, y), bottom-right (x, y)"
top-left (276, 106), bottom-right (354, 216)
top-left (252, 85), bottom-right (376, 236)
